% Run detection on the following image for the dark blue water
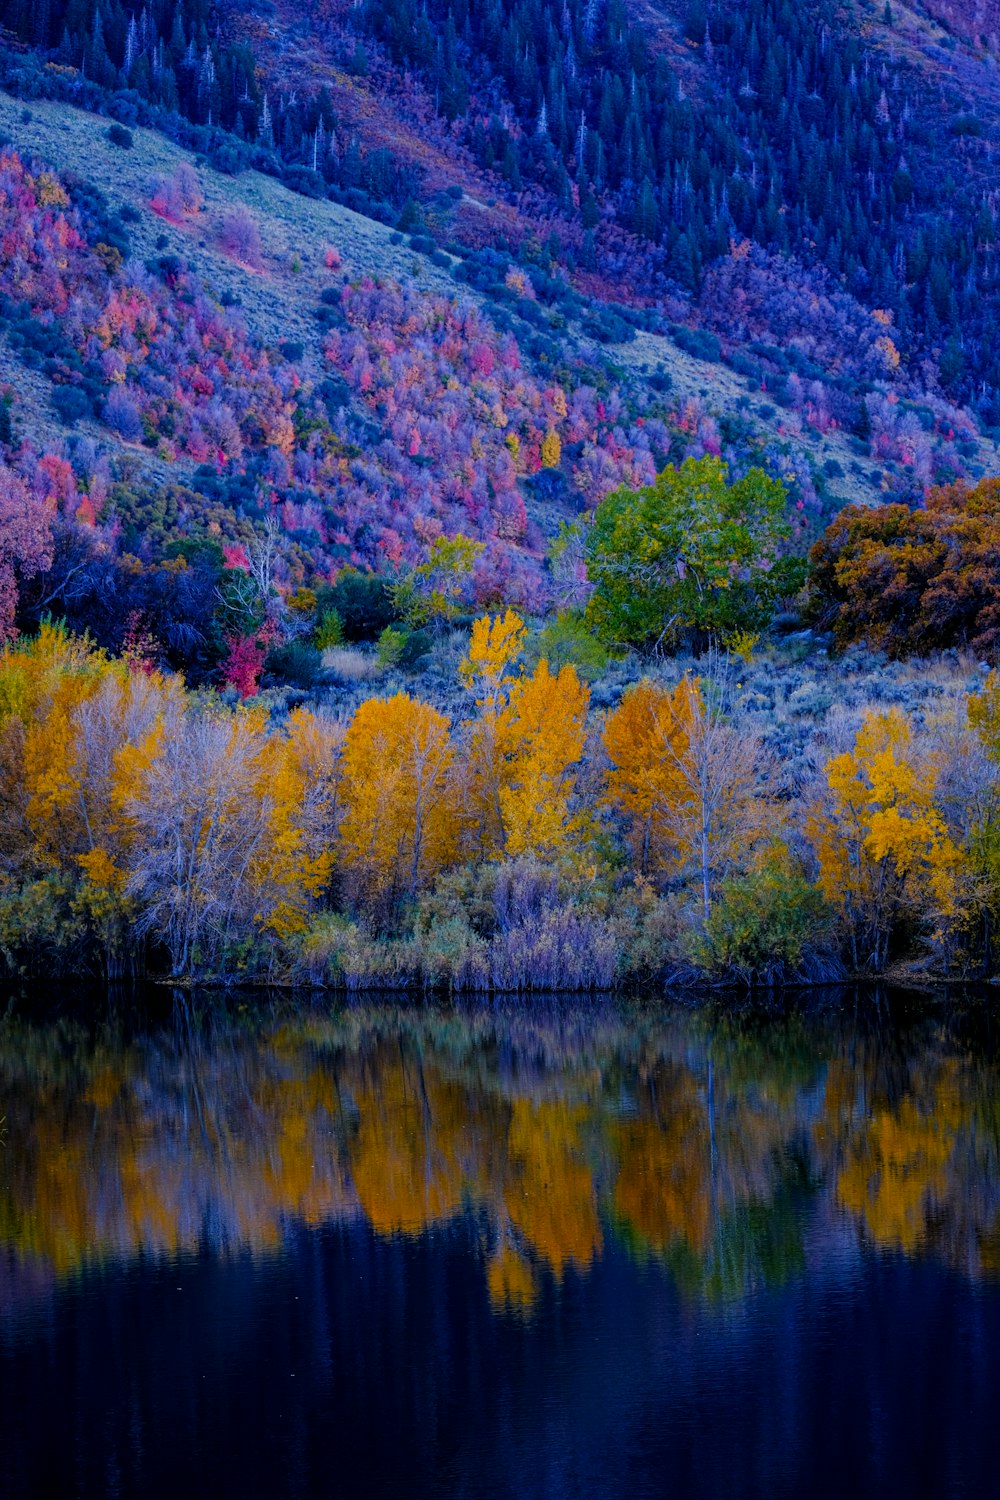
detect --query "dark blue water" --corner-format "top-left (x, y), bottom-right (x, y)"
top-left (1, 994), bottom-right (999, 1498)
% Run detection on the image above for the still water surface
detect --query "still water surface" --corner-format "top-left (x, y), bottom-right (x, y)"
top-left (2, 990), bottom-right (1000, 1497)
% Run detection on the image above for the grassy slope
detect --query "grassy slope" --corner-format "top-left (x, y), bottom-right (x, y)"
top-left (1, 87), bottom-right (996, 524)
top-left (0, 88), bottom-right (457, 474)
top-left (615, 329), bottom-right (892, 509)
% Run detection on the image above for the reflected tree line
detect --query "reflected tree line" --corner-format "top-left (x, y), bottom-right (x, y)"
top-left (3, 997), bottom-right (1000, 1312)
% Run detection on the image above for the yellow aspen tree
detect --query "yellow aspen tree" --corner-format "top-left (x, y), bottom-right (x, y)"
top-left (541, 429), bottom-right (562, 468)
top-left (280, 706), bottom-right (346, 856)
top-left (339, 692), bottom-right (457, 902)
top-left (499, 659), bottom-right (589, 860)
top-left (4, 626), bottom-right (195, 971)
top-left (460, 609), bottom-right (527, 699)
top-left (809, 707), bottom-right (961, 972)
top-left (460, 612), bottom-right (589, 860)
top-left (250, 710), bottom-right (335, 943)
top-left (7, 629), bottom-right (181, 969)
top-left (459, 610), bottom-right (527, 855)
top-left (8, 625), bottom-right (119, 870)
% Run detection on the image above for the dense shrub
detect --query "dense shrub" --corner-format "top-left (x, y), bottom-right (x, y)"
top-left (316, 569), bottom-right (398, 641)
top-left (695, 843), bottom-right (834, 986)
top-left (103, 388), bottom-right (143, 441)
top-left (808, 478), bottom-right (1000, 660)
top-left (265, 640), bottom-right (325, 688)
top-left (51, 386), bottom-right (91, 425)
top-left (672, 326), bottom-right (722, 363)
top-left (527, 612), bottom-right (609, 682)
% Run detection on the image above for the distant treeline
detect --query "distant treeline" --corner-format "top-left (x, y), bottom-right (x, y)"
top-left (363, 0), bottom-right (1000, 417)
top-left (0, 0), bottom-right (420, 214)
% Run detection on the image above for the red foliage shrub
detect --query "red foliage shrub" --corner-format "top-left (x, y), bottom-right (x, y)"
top-left (220, 629), bottom-right (271, 698)
top-left (0, 150), bottom-right (293, 466)
top-left (149, 164), bottom-right (203, 221)
top-left (0, 462), bottom-right (54, 642)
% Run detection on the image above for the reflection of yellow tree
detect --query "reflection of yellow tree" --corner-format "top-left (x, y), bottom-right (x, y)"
top-left (612, 1062), bottom-right (711, 1256)
top-left (2, 1037), bottom-right (357, 1272)
top-left (834, 1063), bottom-right (966, 1253)
top-left (349, 1054), bottom-right (467, 1236)
top-left (503, 1097), bottom-right (602, 1279)
top-left (17, 1113), bottom-right (97, 1275)
top-left (256, 1057), bottom-right (348, 1234)
top-left (486, 1245), bottom-right (537, 1312)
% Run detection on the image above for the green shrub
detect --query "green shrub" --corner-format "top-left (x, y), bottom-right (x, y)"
top-left (528, 611), bottom-right (609, 682)
top-left (314, 609), bottom-right (344, 650)
top-left (397, 628), bottom-right (433, 669)
top-left (0, 876), bottom-right (81, 976)
top-left (695, 843), bottom-right (830, 985)
top-left (265, 640), bottom-right (324, 688)
top-left (376, 626), bottom-right (407, 667)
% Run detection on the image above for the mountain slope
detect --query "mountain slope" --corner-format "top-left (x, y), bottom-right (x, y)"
top-left (0, 1), bottom-right (999, 678)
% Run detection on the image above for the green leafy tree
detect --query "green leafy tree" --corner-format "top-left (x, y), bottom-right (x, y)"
top-left (393, 534), bottom-right (483, 631)
top-left (314, 609), bottom-right (344, 650)
top-left (376, 626), bottom-right (407, 667)
top-left (315, 570), bottom-right (397, 642)
top-left (527, 611), bottom-right (609, 683)
top-left (585, 457), bottom-right (803, 651)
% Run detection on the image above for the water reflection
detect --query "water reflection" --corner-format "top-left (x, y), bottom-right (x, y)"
top-left (2, 992), bottom-right (1000, 1315)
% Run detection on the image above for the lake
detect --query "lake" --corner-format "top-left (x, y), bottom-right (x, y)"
top-left (2, 988), bottom-right (1000, 1498)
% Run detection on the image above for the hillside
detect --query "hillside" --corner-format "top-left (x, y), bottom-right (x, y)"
top-left (3, 0), bottom-right (1000, 540)
top-left (4, 5), bottom-right (1000, 992)
top-left (2, 0), bottom-right (1000, 688)
top-left (1, 86), bottom-right (995, 542)
top-left (0, 86), bottom-right (910, 504)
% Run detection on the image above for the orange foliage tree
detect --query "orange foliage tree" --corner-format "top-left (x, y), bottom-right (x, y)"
top-left (603, 674), bottom-right (771, 915)
top-left (808, 478), bottom-right (1000, 660)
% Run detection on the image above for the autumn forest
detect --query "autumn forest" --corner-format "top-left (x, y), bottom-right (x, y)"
top-left (3, 0), bottom-right (1000, 997)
